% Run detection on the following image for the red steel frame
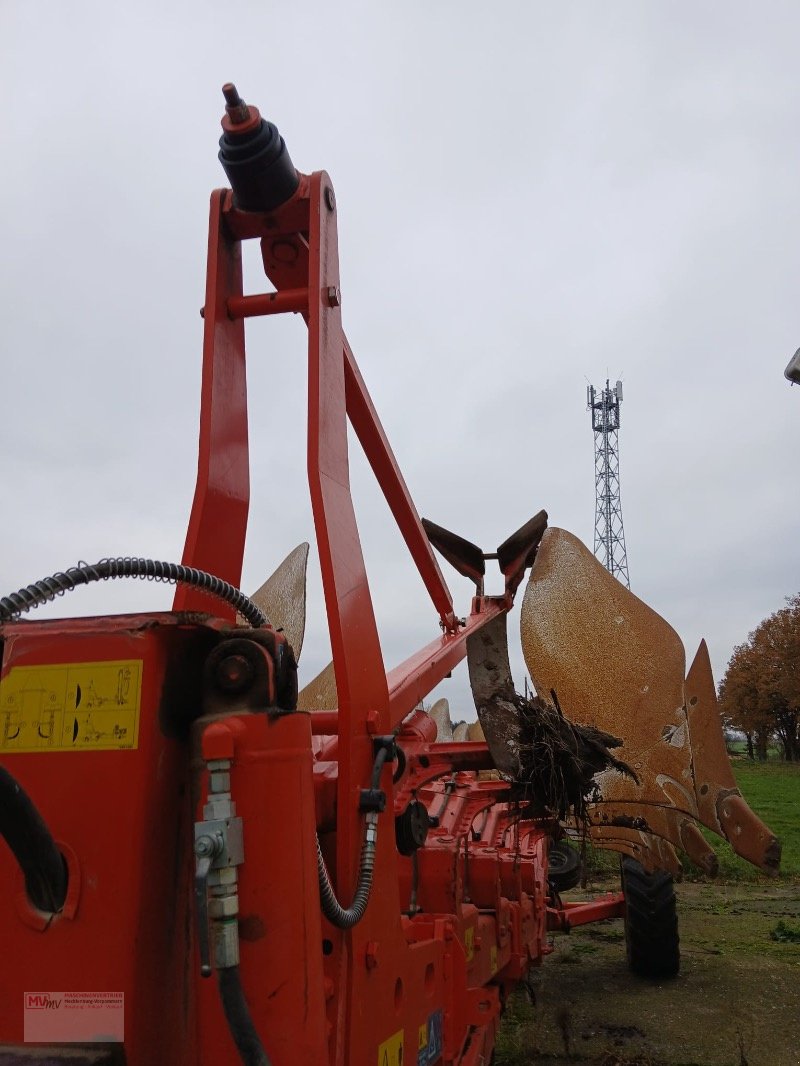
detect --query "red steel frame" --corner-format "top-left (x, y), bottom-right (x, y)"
top-left (172, 170), bottom-right (624, 1064)
top-left (174, 172), bottom-right (511, 901)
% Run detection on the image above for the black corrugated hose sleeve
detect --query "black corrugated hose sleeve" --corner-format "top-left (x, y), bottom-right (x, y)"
top-left (0, 557), bottom-right (268, 628)
top-left (0, 764), bottom-right (67, 912)
top-left (218, 966), bottom-right (271, 1066)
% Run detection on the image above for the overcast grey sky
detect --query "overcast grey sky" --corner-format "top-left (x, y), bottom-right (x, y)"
top-left (2, 3), bottom-right (799, 718)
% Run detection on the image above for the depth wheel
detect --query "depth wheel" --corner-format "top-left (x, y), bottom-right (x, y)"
top-left (547, 840), bottom-right (582, 892)
top-left (621, 857), bottom-right (680, 979)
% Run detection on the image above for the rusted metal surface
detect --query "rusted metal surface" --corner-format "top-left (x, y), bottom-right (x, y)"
top-left (466, 720), bottom-right (485, 742)
top-left (496, 509), bottom-right (548, 596)
top-left (520, 528), bottom-right (780, 875)
top-left (584, 826), bottom-right (683, 878)
top-left (522, 527), bottom-right (690, 809)
top-left (467, 612), bottom-right (522, 776)
top-left (587, 802), bottom-right (718, 877)
top-left (583, 828), bottom-right (647, 869)
top-left (429, 697), bottom-right (454, 741)
top-left (684, 639), bottom-right (780, 873)
top-left (421, 519), bottom-right (485, 589)
top-left (297, 659), bottom-right (338, 711)
top-left (246, 542), bottom-right (309, 658)
top-left (677, 817), bottom-right (720, 877)
top-left (421, 510), bottom-right (548, 597)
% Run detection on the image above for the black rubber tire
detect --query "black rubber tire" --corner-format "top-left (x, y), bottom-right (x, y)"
top-left (621, 857), bottom-right (680, 979)
top-left (547, 840), bottom-right (582, 892)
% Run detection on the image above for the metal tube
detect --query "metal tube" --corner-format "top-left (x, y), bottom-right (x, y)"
top-left (227, 289), bottom-right (309, 319)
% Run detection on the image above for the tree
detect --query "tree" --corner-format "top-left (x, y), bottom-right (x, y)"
top-left (718, 594), bottom-right (800, 761)
top-left (718, 641), bottom-right (772, 760)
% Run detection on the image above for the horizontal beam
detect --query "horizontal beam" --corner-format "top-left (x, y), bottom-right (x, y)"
top-left (227, 288), bottom-right (309, 318)
top-left (547, 892), bottom-right (625, 931)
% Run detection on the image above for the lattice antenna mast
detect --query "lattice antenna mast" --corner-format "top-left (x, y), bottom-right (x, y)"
top-left (587, 379), bottom-right (630, 588)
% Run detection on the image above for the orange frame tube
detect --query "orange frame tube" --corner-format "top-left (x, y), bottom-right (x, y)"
top-left (175, 177), bottom-right (512, 903)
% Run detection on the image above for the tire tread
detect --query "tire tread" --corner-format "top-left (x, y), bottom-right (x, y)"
top-left (621, 857), bottom-right (680, 979)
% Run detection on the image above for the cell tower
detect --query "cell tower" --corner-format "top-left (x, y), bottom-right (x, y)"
top-left (587, 379), bottom-right (630, 588)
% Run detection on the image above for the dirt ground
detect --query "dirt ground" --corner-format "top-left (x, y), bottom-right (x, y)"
top-left (495, 878), bottom-right (800, 1066)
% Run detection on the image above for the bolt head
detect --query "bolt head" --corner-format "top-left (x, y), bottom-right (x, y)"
top-left (324, 186), bottom-right (335, 211)
top-left (365, 940), bottom-right (379, 969)
top-left (216, 653), bottom-right (254, 693)
top-left (195, 835), bottom-right (215, 858)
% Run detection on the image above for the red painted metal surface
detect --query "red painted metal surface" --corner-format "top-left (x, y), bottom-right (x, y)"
top-left (343, 340), bottom-right (457, 633)
top-left (195, 714), bottom-right (329, 1066)
top-left (0, 615), bottom-right (210, 1061)
top-left (227, 288), bottom-right (309, 318)
top-left (175, 190), bottom-right (249, 617)
top-left (304, 170), bottom-right (391, 910)
top-left (547, 894), bottom-right (626, 932)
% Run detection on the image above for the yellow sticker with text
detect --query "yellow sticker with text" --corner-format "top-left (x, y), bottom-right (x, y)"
top-left (0, 661), bottom-right (142, 752)
top-left (464, 926), bottom-right (475, 961)
top-left (378, 1028), bottom-right (404, 1066)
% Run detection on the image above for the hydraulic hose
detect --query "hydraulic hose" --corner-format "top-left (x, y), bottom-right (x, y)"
top-left (370, 744), bottom-right (391, 789)
top-left (0, 765), bottom-right (67, 913)
top-left (316, 814), bottom-right (378, 929)
top-left (218, 966), bottom-right (271, 1066)
top-left (0, 558), bottom-right (268, 628)
top-left (316, 743), bottom-right (391, 928)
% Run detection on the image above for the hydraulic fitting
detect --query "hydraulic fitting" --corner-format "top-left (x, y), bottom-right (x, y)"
top-left (194, 757), bottom-right (244, 977)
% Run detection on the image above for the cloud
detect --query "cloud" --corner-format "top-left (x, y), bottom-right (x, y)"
top-left (1, 2), bottom-right (798, 719)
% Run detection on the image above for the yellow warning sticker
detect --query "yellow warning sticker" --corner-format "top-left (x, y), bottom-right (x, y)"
top-left (464, 926), bottom-right (475, 962)
top-left (0, 660), bottom-right (143, 752)
top-left (418, 1022), bottom-right (428, 1053)
top-left (378, 1028), bottom-right (404, 1066)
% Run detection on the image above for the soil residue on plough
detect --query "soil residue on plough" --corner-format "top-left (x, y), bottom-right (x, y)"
top-left (515, 692), bottom-right (638, 823)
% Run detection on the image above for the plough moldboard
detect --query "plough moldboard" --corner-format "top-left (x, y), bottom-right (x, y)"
top-left (0, 85), bottom-right (779, 1066)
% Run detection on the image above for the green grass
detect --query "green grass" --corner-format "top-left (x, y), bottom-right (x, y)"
top-left (693, 760), bottom-right (800, 881)
top-left (770, 918), bottom-right (800, 943)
